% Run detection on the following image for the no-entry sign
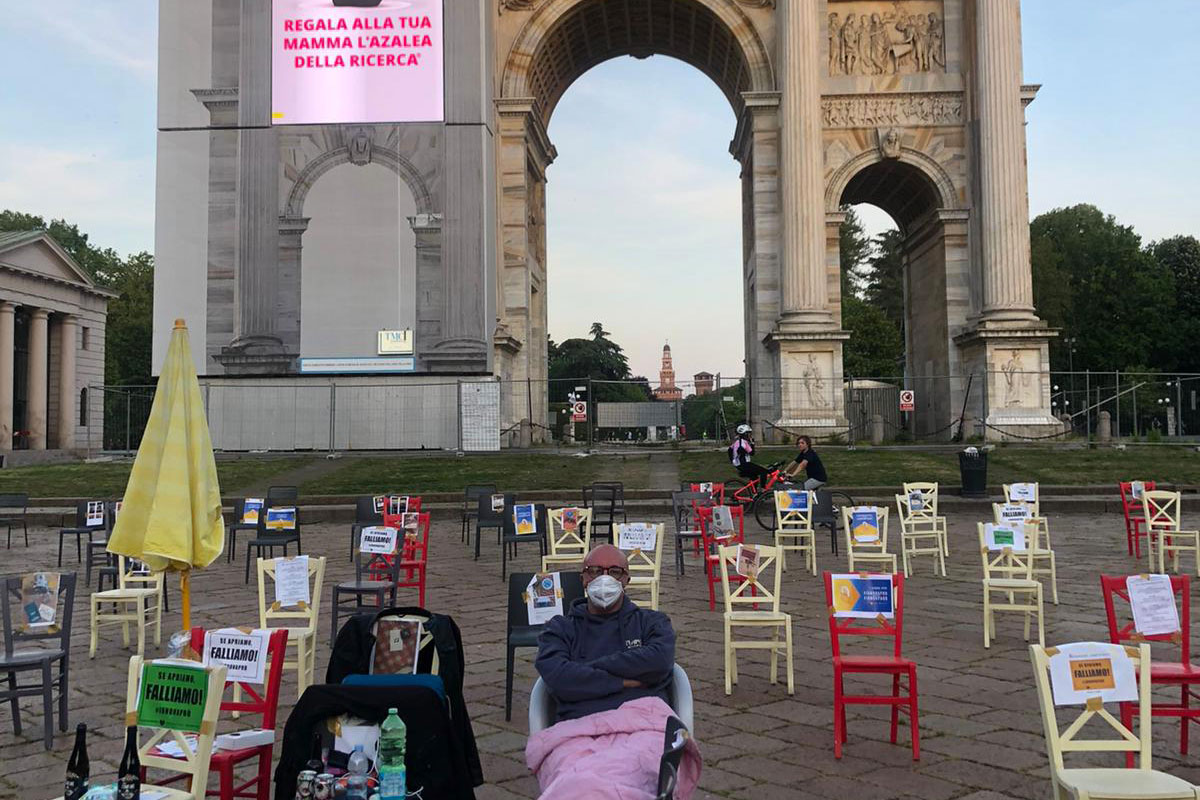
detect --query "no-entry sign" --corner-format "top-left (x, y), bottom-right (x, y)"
top-left (899, 390), bottom-right (915, 412)
top-left (571, 401), bottom-right (587, 423)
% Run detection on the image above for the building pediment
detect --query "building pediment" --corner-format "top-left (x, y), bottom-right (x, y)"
top-left (0, 232), bottom-right (115, 298)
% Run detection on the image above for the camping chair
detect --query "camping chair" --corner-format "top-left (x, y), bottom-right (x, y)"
top-left (824, 571), bottom-right (919, 760)
top-left (504, 570), bottom-right (585, 721)
top-left (655, 716), bottom-right (691, 800)
top-left (978, 522), bottom-right (1044, 649)
top-left (542, 508), bottom-right (592, 572)
top-left (774, 489), bottom-right (816, 575)
top-left (256, 556), bottom-right (325, 698)
top-left (1029, 642), bottom-right (1200, 800)
top-left (841, 506), bottom-right (897, 573)
top-left (500, 503), bottom-right (548, 581)
top-left (163, 628), bottom-right (289, 800)
top-left (58, 499), bottom-right (106, 566)
top-left (1118, 481), bottom-right (1156, 558)
top-left (89, 557), bottom-right (164, 658)
top-left (901, 482), bottom-right (949, 556)
top-left (0, 493), bottom-right (29, 548)
top-left (1142, 490), bottom-right (1200, 576)
top-left (697, 505), bottom-right (746, 611)
top-left (1102, 574), bottom-right (1200, 765)
top-left (718, 544), bottom-right (794, 696)
top-left (0, 573), bottom-right (75, 749)
top-left (126, 656), bottom-right (227, 799)
top-left (993, 502), bottom-right (1060, 604)
top-left (671, 490), bottom-right (707, 576)
top-left (894, 494), bottom-right (946, 578)
top-left (475, 492), bottom-right (514, 560)
top-left (461, 484), bottom-right (496, 544)
top-left (813, 489), bottom-right (840, 555)
top-left (227, 498), bottom-right (265, 564)
top-left (529, 663), bottom-right (695, 735)
top-left (332, 530), bottom-right (403, 639)
top-left (619, 523), bottom-right (665, 610)
top-left (583, 484), bottom-right (619, 544)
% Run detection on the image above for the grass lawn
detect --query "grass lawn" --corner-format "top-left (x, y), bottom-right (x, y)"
top-left (0, 456), bottom-right (316, 498)
top-left (305, 453), bottom-right (656, 494)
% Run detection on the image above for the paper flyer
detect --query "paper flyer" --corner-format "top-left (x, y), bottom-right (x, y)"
top-left (203, 628), bottom-right (269, 685)
top-left (1131, 481), bottom-right (1145, 500)
top-left (831, 573), bottom-right (895, 618)
top-left (401, 512), bottom-right (420, 541)
top-left (849, 507), bottom-right (881, 543)
top-left (617, 523), bottom-right (657, 551)
top-left (491, 494), bottom-right (505, 512)
top-left (906, 491), bottom-right (926, 512)
top-left (273, 556), bottom-right (310, 608)
top-left (735, 544), bottom-right (760, 579)
top-left (561, 508), bottom-right (579, 533)
top-left (373, 495), bottom-right (386, 515)
top-left (698, 482), bottom-right (713, 495)
top-left (86, 500), bottom-right (105, 527)
top-left (514, 504), bottom-right (538, 535)
top-left (526, 573), bottom-right (564, 625)
top-left (137, 661), bottom-right (210, 732)
top-left (265, 507), bottom-right (297, 531)
top-left (242, 498), bottom-right (264, 524)
top-left (776, 489), bottom-right (809, 512)
top-left (711, 505), bottom-right (735, 539)
top-left (1009, 483), bottom-right (1038, 503)
top-left (1127, 574), bottom-right (1180, 636)
top-left (983, 522), bottom-right (1027, 551)
top-left (998, 503), bottom-right (1033, 524)
top-left (19, 572), bottom-right (59, 630)
top-left (372, 618), bottom-right (423, 675)
top-left (388, 495), bottom-right (409, 515)
top-left (1048, 642), bottom-right (1138, 706)
top-left (360, 526), bottom-right (399, 555)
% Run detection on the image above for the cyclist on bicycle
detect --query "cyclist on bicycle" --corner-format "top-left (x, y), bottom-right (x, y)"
top-left (729, 424), bottom-right (770, 483)
top-left (784, 434), bottom-right (828, 491)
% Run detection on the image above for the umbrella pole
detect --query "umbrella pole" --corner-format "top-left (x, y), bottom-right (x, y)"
top-left (180, 569), bottom-right (192, 630)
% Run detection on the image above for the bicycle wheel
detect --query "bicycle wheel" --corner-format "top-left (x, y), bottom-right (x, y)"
top-left (827, 490), bottom-right (855, 512)
top-left (752, 491), bottom-right (777, 531)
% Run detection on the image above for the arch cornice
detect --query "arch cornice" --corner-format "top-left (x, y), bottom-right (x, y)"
top-left (825, 146), bottom-right (960, 214)
top-left (284, 145), bottom-right (435, 219)
top-left (500, 0), bottom-right (777, 117)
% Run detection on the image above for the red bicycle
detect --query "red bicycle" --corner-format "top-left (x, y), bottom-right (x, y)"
top-left (727, 461), bottom-right (794, 530)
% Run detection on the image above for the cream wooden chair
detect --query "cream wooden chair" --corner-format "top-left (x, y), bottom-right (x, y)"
top-left (541, 508), bottom-right (592, 572)
top-left (902, 482), bottom-right (949, 556)
top-left (1030, 642), bottom-right (1200, 800)
top-left (993, 502), bottom-right (1059, 605)
top-left (89, 557), bottom-right (164, 658)
top-left (979, 522), bottom-right (1044, 649)
top-left (717, 544), bottom-right (794, 696)
top-left (1004, 482), bottom-right (1041, 516)
top-left (1142, 490), bottom-right (1200, 576)
top-left (617, 523), bottom-right (665, 610)
top-left (773, 489), bottom-right (816, 575)
top-left (126, 656), bottom-right (226, 799)
top-left (894, 494), bottom-right (946, 578)
top-left (841, 506), bottom-right (897, 573)
top-left (256, 556), bottom-right (325, 698)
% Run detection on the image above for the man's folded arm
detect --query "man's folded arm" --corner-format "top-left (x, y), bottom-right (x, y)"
top-left (535, 624), bottom-right (625, 702)
top-left (588, 614), bottom-right (676, 683)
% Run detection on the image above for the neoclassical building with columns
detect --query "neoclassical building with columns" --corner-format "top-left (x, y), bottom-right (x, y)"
top-left (157, 0), bottom-right (1057, 448)
top-left (0, 232), bottom-right (111, 454)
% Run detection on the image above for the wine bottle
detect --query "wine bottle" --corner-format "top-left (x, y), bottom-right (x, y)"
top-left (117, 725), bottom-right (141, 800)
top-left (64, 723), bottom-right (89, 800)
top-left (304, 732), bottom-right (324, 774)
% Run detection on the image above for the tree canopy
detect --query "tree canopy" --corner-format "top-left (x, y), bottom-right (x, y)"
top-left (548, 323), bottom-right (651, 402)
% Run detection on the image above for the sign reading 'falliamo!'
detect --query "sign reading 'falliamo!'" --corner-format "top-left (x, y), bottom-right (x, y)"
top-left (137, 662), bottom-right (209, 732)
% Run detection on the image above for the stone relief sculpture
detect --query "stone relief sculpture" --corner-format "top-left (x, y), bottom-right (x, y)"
top-left (877, 127), bottom-right (902, 159)
top-left (1001, 350), bottom-right (1033, 407)
top-left (348, 127), bottom-right (373, 166)
top-left (498, 0), bottom-right (540, 12)
top-left (802, 354), bottom-right (830, 408)
top-left (829, 8), bottom-right (945, 75)
top-left (822, 93), bottom-right (962, 128)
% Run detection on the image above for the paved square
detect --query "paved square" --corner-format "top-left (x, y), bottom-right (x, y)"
top-left (3, 510), bottom-right (1199, 799)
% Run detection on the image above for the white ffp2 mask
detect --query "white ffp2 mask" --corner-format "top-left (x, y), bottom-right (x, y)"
top-left (586, 574), bottom-right (624, 610)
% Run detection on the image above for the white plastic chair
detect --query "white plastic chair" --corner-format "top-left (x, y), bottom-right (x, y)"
top-left (529, 663), bottom-right (694, 735)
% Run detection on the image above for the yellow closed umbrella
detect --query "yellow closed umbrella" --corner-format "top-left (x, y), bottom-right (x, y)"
top-left (108, 319), bottom-right (224, 629)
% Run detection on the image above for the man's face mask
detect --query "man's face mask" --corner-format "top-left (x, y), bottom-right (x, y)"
top-left (586, 574), bottom-right (624, 610)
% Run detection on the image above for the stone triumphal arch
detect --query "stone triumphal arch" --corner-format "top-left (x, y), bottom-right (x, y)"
top-left (156, 0), bottom-right (1058, 449)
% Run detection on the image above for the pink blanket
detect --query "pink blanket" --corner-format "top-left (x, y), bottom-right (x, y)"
top-left (525, 697), bottom-right (702, 800)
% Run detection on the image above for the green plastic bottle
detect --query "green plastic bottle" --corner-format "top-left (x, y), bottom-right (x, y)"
top-left (378, 708), bottom-right (407, 800)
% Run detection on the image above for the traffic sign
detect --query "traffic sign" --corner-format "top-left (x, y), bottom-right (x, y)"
top-left (899, 390), bottom-right (915, 412)
top-left (571, 401), bottom-right (588, 423)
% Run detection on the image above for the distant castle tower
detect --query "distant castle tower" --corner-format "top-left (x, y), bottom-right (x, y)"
top-left (653, 343), bottom-right (683, 401)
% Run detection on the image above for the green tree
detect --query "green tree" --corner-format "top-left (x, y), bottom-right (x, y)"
top-left (0, 210), bottom-right (123, 286)
top-left (547, 323), bottom-right (645, 402)
top-left (681, 380), bottom-right (746, 441)
top-left (838, 207), bottom-right (871, 298)
top-left (1150, 236), bottom-right (1200, 371)
top-left (841, 295), bottom-right (903, 378)
top-left (861, 229), bottom-right (905, 333)
top-left (105, 251), bottom-right (154, 386)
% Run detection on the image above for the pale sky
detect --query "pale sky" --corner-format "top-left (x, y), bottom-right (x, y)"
top-left (0, 1), bottom-right (1195, 385)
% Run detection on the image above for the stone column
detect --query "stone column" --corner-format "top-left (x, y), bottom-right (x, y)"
top-left (0, 302), bottom-right (14, 449)
top-left (56, 315), bottom-right (77, 450)
top-left (27, 309), bottom-right (49, 450)
top-left (975, 0), bottom-right (1036, 320)
top-left (779, 0), bottom-right (831, 327)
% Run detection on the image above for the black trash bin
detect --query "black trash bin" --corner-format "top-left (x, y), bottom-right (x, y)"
top-left (958, 448), bottom-right (988, 499)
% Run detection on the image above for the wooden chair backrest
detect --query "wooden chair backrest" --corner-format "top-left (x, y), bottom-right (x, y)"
top-left (1029, 643), bottom-right (1151, 771)
top-left (617, 523), bottom-right (665, 580)
top-left (189, 627), bottom-right (289, 730)
top-left (718, 543), bottom-right (783, 614)
top-left (1119, 481), bottom-right (1156, 517)
top-left (897, 484), bottom-right (940, 530)
top-left (978, 522), bottom-right (1035, 581)
top-left (688, 483), bottom-right (725, 505)
top-left (697, 505), bottom-right (745, 552)
top-left (902, 482), bottom-right (940, 513)
top-left (118, 556), bottom-right (164, 593)
top-left (127, 656), bottom-right (226, 789)
top-left (1, 572), bottom-right (76, 657)
top-left (774, 489), bottom-right (814, 531)
top-left (1003, 483), bottom-right (1040, 516)
top-left (1142, 490), bottom-right (1183, 533)
top-left (547, 508), bottom-right (593, 558)
top-left (1100, 574), bottom-right (1189, 665)
top-left (257, 556), bottom-right (326, 631)
top-left (841, 506), bottom-right (890, 553)
top-left (381, 512), bottom-right (431, 564)
top-left (823, 570), bottom-right (903, 659)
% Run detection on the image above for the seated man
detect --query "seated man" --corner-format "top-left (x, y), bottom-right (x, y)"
top-left (535, 544), bottom-right (676, 721)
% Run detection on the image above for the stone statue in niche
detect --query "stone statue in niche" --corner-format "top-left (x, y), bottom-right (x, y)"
top-left (348, 127), bottom-right (373, 166)
top-left (829, 6), bottom-right (945, 76)
top-left (498, 0), bottom-right (540, 12)
top-left (802, 354), bottom-right (829, 408)
top-left (877, 127), bottom-right (902, 159)
top-left (1001, 349), bottom-right (1033, 407)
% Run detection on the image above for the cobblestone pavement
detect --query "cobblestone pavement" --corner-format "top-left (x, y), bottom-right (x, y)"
top-left (3, 510), bottom-right (1200, 799)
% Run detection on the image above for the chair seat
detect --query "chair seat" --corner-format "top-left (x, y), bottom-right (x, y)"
top-left (335, 580), bottom-right (394, 592)
top-left (835, 655), bottom-right (916, 673)
top-left (1148, 661), bottom-right (1200, 681)
top-left (983, 578), bottom-right (1041, 590)
top-left (509, 626), bottom-right (542, 648)
top-left (93, 588), bottom-right (159, 600)
top-left (628, 576), bottom-right (656, 586)
top-left (1057, 767), bottom-right (1200, 799)
top-left (726, 610), bottom-right (790, 623)
top-left (0, 648), bottom-right (67, 667)
top-left (248, 536), bottom-right (299, 546)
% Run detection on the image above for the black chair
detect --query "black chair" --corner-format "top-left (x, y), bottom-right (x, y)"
top-left (670, 490), bottom-right (709, 577)
top-left (461, 485), bottom-right (496, 544)
top-left (655, 716), bottom-right (691, 800)
top-left (348, 496), bottom-right (385, 562)
top-left (501, 504), bottom-right (548, 581)
top-left (0, 494), bottom-right (29, 548)
top-left (813, 489), bottom-right (840, 555)
top-left (227, 498), bottom-right (265, 563)
top-left (83, 501), bottom-right (117, 586)
top-left (244, 505), bottom-right (302, 584)
top-left (592, 482), bottom-right (628, 523)
top-left (0, 572), bottom-right (76, 749)
top-left (331, 547), bottom-right (401, 640)
top-left (58, 501), bottom-right (105, 567)
top-left (504, 570), bottom-right (584, 721)
top-left (474, 493), bottom-right (515, 560)
top-left (582, 486), bottom-right (617, 544)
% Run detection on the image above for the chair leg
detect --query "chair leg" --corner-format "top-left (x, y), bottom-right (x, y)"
top-left (890, 674), bottom-right (900, 743)
top-left (7, 671), bottom-right (20, 736)
top-left (1182, 683), bottom-right (1190, 756)
top-left (245, 545), bottom-right (253, 584)
top-left (833, 669), bottom-right (844, 758)
top-left (58, 661), bottom-right (68, 732)
top-left (136, 598), bottom-right (147, 656)
top-left (785, 621), bottom-right (795, 695)
top-left (57, 533), bottom-right (64, 567)
top-left (218, 757), bottom-right (234, 800)
top-left (909, 665), bottom-right (921, 760)
top-left (41, 661), bottom-right (54, 750)
top-left (89, 600), bottom-right (98, 658)
top-left (504, 644), bottom-right (516, 721)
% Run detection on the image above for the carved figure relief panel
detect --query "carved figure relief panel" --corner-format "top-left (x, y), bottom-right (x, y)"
top-left (997, 348), bottom-right (1041, 409)
top-left (827, 1), bottom-right (945, 76)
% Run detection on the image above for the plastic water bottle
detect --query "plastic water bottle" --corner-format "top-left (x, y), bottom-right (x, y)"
top-left (347, 745), bottom-right (370, 778)
top-left (378, 708), bottom-right (407, 800)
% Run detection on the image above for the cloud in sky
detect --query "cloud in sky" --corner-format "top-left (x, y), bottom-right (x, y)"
top-left (6, 3), bottom-right (156, 80)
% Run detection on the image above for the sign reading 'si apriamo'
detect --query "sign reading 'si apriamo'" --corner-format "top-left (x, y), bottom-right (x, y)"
top-left (272, 0), bottom-right (445, 125)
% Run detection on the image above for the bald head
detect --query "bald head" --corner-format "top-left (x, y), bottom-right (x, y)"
top-left (583, 544), bottom-right (628, 571)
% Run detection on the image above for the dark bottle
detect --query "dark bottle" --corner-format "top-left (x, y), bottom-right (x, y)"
top-left (117, 725), bottom-right (141, 800)
top-left (64, 723), bottom-right (90, 800)
top-left (304, 732), bottom-right (324, 774)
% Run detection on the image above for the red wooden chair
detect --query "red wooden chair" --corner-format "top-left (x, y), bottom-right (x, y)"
top-left (823, 571), bottom-right (919, 760)
top-left (391, 511), bottom-right (431, 606)
top-left (687, 483), bottom-right (723, 555)
top-left (697, 505), bottom-right (745, 611)
top-left (1119, 481), bottom-right (1156, 557)
top-left (155, 627), bottom-right (289, 800)
top-left (1100, 573), bottom-right (1200, 765)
